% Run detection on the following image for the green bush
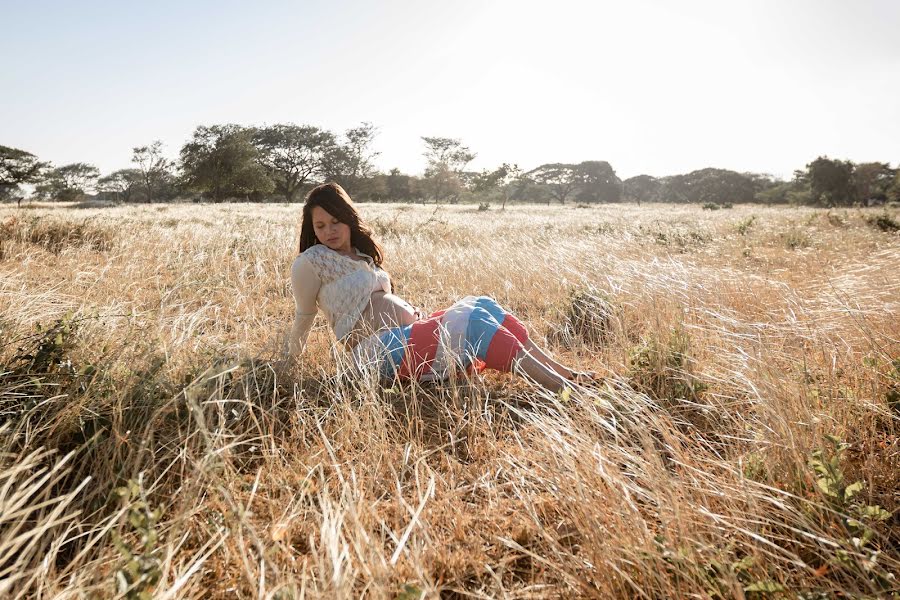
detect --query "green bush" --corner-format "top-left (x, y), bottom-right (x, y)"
top-left (549, 287), bottom-right (615, 348)
top-left (628, 328), bottom-right (707, 404)
top-left (805, 436), bottom-right (895, 592)
top-left (866, 211), bottom-right (899, 233)
top-left (781, 228), bottom-right (811, 250)
top-left (887, 358), bottom-right (900, 416)
top-left (112, 479), bottom-right (163, 599)
top-left (736, 215), bottom-right (756, 235)
top-left (567, 287), bottom-right (614, 345)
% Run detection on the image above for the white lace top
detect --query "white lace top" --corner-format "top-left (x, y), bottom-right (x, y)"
top-left (286, 243), bottom-right (391, 354)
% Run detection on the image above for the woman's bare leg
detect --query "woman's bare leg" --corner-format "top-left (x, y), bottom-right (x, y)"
top-left (519, 338), bottom-right (600, 382)
top-left (520, 339), bottom-right (575, 378)
top-left (512, 350), bottom-right (571, 392)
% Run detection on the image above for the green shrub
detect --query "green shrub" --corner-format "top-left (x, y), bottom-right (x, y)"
top-left (865, 211), bottom-right (899, 233)
top-left (112, 479), bottom-right (163, 599)
top-left (628, 328), bottom-right (707, 404)
top-left (806, 436), bottom-right (895, 592)
top-left (781, 228), bottom-right (810, 250)
top-left (825, 211), bottom-right (847, 227)
top-left (887, 358), bottom-right (900, 416)
top-left (736, 215), bottom-right (756, 235)
top-left (568, 287), bottom-right (614, 345)
top-left (549, 287), bottom-right (615, 348)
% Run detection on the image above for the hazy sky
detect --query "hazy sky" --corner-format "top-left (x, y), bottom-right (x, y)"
top-left (2, 0), bottom-right (898, 180)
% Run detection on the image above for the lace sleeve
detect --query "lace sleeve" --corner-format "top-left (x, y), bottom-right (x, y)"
top-left (374, 266), bottom-right (392, 294)
top-left (285, 254), bottom-right (320, 356)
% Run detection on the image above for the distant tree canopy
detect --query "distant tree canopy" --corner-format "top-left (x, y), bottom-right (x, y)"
top-left (623, 175), bottom-right (662, 204)
top-left (251, 124), bottom-right (335, 202)
top-left (470, 163), bottom-right (522, 209)
top-left (97, 168), bottom-right (142, 202)
top-left (525, 163), bottom-right (579, 203)
top-left (386, 167), bottom-right (414, 202)
top-left (7, 126), bottom-right (899, 206)
top-left (523, 161), bottom-right (622, 204)
top-left (623, 169), bottom-right (772, 205)
top-left (853, 162), bottom-right (894, 204)
top-left (35, 163), bottom-right (100, 202)
top-left (665, 168), bottom-right (763, 204)
top-left (421, 136), bottom-right (475, 202)
top-left (0, 145), bottom-right (48, 201)
top-left (618, 159), bottom-right (900, 207)
top-left (573, 161), bottom-right (622, 203)
top-left (321, 122), bottom-right (380, 197)
top-left (805, 156), bottom-right (855, 206)
top-left (179, 125), bottom-right (273, 201)
top-left (132, 141), bottom-right (176, 202)
top-left (787, 156), bottom-right (899, 207)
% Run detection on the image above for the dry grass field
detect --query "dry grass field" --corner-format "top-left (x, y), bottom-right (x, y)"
top-left (1, 201), bottom-right (898, 599)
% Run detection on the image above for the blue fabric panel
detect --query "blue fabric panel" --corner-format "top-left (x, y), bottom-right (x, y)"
top-left (379, 324), bottom-right (412, 377)
top-left (466, 305), bottom-right (501, 361)
top-left (474, 296), bottom-right (507, 324)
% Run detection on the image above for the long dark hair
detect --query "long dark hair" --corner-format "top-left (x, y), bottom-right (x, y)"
top-left (299, 182), bottom-right (385, 266)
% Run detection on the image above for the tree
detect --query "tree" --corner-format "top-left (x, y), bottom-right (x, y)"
top-left (179, 125), bottom-right (274, 201)
top-left (321, 122), bottom-right (380, 198)
top-left (1, 145), bottom-right (48, 204)
top-left (889, 170), bottom-right (900, 203)
top-left (35, 163), bottom-right (100, 201)
top-left (660, 168), bottom-right (761, 204)
top-left (132, 141), bottom-right (175, 202)
top-left (252, 124), bottom-right (335, 202)
top-left (525, 163), bottom-right (578, 204)
top-left (623, 175), bottom-right (662, 204)
top-left (806, 156), bottom-right (855, 206)
top-left (573, 161), bottom-right (622, 203)
top-left (364, 173), bottom-right (390, 202)
top-left (386, 168), bottom-right (413, 201)
top-left (754, 179), bottom-right (807, 205)
top-left (471, 163), bottom-right (522, 209)
top-left (421, 136), bottom-right (475, 202)
top-left (97, 169), bottom-right (142, 203)
top-left (852, 162), bottom-right (894, 205)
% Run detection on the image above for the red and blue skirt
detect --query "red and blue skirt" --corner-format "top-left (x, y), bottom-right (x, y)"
top-left (351, 295), bottom-right (529, 382)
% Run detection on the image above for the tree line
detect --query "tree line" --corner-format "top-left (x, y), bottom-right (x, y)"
top-left (2, 123), bottom-right (898, 207)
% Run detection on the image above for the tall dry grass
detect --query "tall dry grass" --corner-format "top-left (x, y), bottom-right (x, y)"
top-left (0, 201), bottom-right (898, 598)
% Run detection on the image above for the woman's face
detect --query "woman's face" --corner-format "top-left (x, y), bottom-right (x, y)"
top-left (311, 205), bottom-right (352, 253)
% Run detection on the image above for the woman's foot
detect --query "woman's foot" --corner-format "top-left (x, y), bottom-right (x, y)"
top-left (567, 370), bottom-right (602, 384)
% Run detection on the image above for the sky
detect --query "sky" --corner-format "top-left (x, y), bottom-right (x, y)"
top-left (2, 0), bottom-right (899, 181)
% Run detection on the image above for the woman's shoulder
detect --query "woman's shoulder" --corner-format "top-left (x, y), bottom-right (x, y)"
top-left (294, 244), bottom-right (345, 282)
top-left (292, 248), bottom-right (323, 277)
top-left (300, 243), bottom-right (331, 259)
top-left (295, 244), bottom-right (333, 269)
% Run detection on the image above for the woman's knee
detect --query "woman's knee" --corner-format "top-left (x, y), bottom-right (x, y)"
top-left (481, 326), bottom-right (525, 372)
top-left (475, 296), bottom-right (529, 344)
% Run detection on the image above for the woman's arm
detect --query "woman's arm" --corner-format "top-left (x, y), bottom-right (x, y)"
top-left (378, 267), bottom-right (426, 320)
top-left (284, 255), bottom-right (320, 357)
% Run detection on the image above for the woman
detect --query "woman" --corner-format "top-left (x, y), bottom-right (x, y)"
top-left (284, 182), bottom-right (594, 391)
